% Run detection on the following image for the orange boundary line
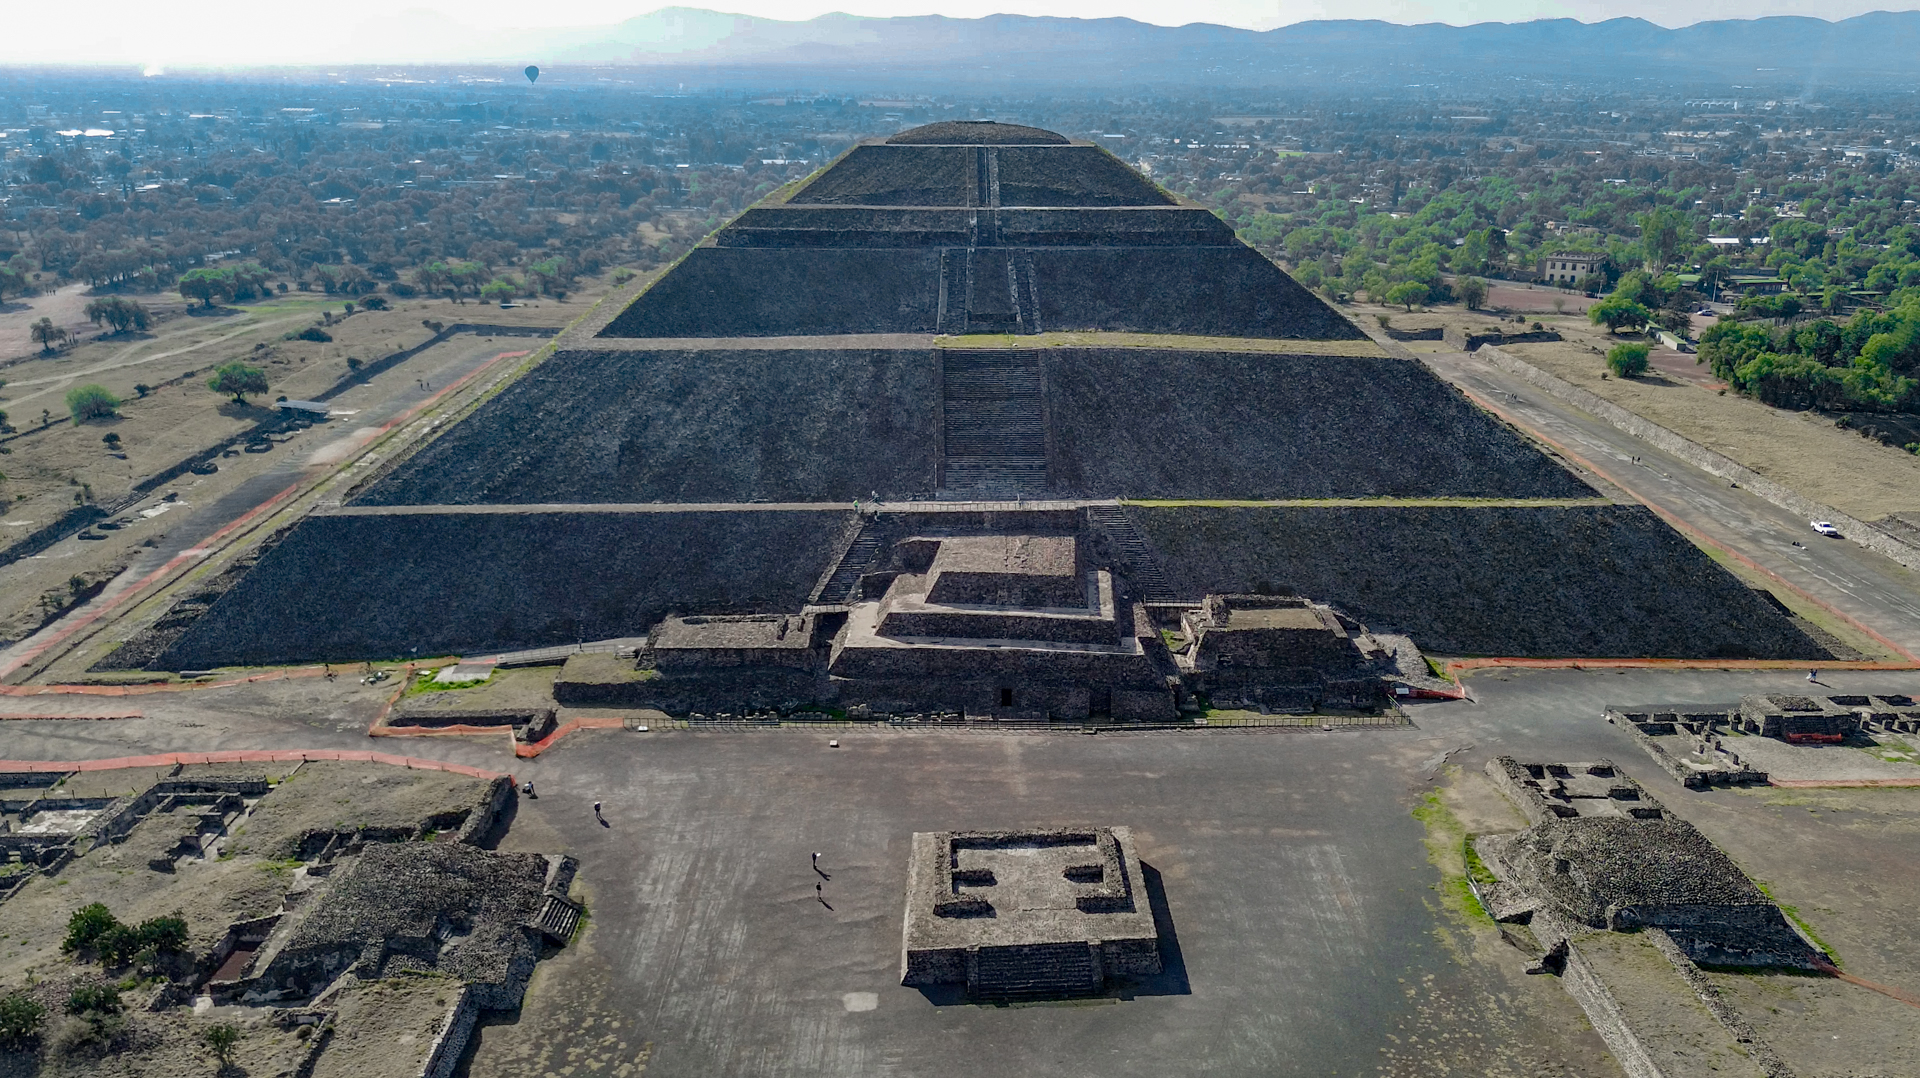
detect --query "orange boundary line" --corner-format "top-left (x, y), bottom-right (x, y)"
top-left (516, 717), bottom-right (628, 758)
top-left (367, 669), bottom-right (631, 758)
top-left (0, 749), bottom-right (507, 781)
top-left (0, 348), bottom-right (532, 684)
top-left (1452, 386), bottom-right (1920, 672)
top-left (1813, 958), bottom-right (1920, 1011)
top-left (0, 711), bottom-right (141, 720)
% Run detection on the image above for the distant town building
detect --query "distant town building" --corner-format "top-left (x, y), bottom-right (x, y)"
top-left (1539, 252), bottom-right (1606, 286)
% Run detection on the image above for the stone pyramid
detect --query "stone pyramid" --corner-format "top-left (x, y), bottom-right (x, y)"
top-left (125, 122), bottom-right (1826, 671)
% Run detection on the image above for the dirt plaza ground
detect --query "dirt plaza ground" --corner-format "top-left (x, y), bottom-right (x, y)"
top-left (5, 664), bottom-right (1919, 1076)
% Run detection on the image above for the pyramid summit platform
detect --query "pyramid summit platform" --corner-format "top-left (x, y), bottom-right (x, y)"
top-left (113, 121), bottom-right (1831, 695)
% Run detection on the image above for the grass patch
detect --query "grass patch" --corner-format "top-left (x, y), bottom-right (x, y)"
top-left (1119, 496), bottom-right (1609, 508)
top-left (404, 671), bottom-right (488, 697)
top-left (1857, 741), bottom-right (1920, 765)
top-left (1411, 784), bottom-right (1493, 928)
top-left (1462, 837), bottom-right (1499, 891)
top-left (933, 331), bottom-right (1387, 356)
top-left (1754, 880), bottom-right (1839, 965)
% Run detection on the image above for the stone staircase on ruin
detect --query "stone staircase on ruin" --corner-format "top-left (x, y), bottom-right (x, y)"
top-left (969, 942), bottom-right (1102, 999)
top-left (1086, 504), bottom-right (1177, 602)
top-left (940, 349), bottom-right (1048, 498)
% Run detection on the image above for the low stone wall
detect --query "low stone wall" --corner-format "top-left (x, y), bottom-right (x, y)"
top-left (419, 986), bottom-right (481, 1078)
top-left (1476, 345), bottom-right (1920, 572)
top-left (1560, 940), bottom-right (1669, 1078)
top-left (1444, 328), bottom-right (1561, 350)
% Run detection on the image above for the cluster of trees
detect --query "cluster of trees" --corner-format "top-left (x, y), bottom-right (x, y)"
top-left (176, 262), bottom-right (274, 308)
top-left (1587, 270), bottom-right (1705, 334)
top-left (0, 254), bottom-right (37, 300)
top-left (2, 106), bottom-right (810, 309)
top-left (83, 295), bottom-right (151, 333)
top-left (1699, 303), bottom-right (1920, 413)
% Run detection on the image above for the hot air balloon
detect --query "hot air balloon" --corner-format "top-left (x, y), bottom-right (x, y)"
top-left (524, 65), bottom-right (539, 84)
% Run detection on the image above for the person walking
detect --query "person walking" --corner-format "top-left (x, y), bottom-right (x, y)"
top-left (1808, 669), bottom-right (1819, 683)
top-left (593, 800), bottom-right (603, 821)
top-left (812, 851), bottom-right (820, 869)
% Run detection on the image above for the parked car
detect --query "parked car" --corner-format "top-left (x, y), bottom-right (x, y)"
top-left (1811, 520), bottom-right (1841, 537)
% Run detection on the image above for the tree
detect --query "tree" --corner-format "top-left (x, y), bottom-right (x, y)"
top-left (0, 993), bottom-right (45, 1045)
top-left (1588, 296), bottom-right (1653, 334)
top-left (203, 1022), bottom-right (241, 1066)
top-left (30, 317), bottom-right (67, 355)
top-left (1385, 281), bottom-right (1427, 312)
top-left (178, 267), bottom-right (234, 309)
top-left (1636, 207), bottom-right (1690, 273)
top-left (1456, 276), bottom-right (1488, 310)
top-left (480, 278), bottom-right (517, 304)
top-left (1607, 342), bottom-right (1651, 377)
top-left (66, 385), bottom-right (120, 422)
top-left (208, 362), bottom-right (270, 404)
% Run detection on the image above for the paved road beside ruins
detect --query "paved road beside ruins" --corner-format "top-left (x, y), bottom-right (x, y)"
top-left (1424, 350), bottom-right (1920, 658)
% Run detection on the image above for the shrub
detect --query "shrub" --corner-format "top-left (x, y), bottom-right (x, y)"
top-left (361, 295), bottom-right (389, 311)
top-left (136, 916), bottom-right (188, 955)
top-left (290, 326), bottom-right (332, 343)
top-left (202, 1022), bottom-right (240, 1063)
top-left (133, 383), bottom-right (151, 398)
top-left (0, 992), bottom-right (45, 1044)
top-left (62, 903), bottom-right (119, 954)
top-left (1607, 342), bottom-right (1651, 377)
top-left (610, 267), bottom-right (636, 285)
top-left (65, 385), bottom-right (119, 422)
top-left (65, 984), bottom-right (121, 1016)
top-left (94, 924), bottom-right (142, 967)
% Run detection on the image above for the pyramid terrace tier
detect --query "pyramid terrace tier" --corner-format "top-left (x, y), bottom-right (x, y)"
top-left (595, 245), bottom-right (1365, 340)
top-left (350, 347), bottom-right (1587, 507)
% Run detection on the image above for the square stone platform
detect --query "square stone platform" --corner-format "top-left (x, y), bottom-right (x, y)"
top-left (900, 826), bottom-right (1161, 998)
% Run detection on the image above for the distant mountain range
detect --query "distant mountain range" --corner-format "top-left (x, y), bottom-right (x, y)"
top-left (393, 8), bottom-right (1920, 89)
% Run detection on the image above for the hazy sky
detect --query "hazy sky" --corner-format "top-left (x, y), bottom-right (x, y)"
top-left (4, 1), bottom-right (1910, 67)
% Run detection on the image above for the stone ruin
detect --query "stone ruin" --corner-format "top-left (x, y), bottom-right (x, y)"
top-left (1, 765), bottom-right (578, 1078)
top-left (221, 842), bottom-right (579, 1011)
top-left (1608, 691), bottom-right (1920, 787)
top-left (0, 770), bottom-right (271, 897)
top-left (1477, 757), bottom-right (1824, 970)
top-left (555, 511), bottom-right (1400, 722)
top-left (900, 827), bottom-right (1161, 999)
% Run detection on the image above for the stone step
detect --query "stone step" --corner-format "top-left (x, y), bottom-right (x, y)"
top-left (531, 894), bottom-right (581, 944)
top-left (815, 529), bottom-right (885, 605)
top-left (970, 942), bottom-right (1100, 998)
top-left (1087, 505), bottom-right (1177, 602)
